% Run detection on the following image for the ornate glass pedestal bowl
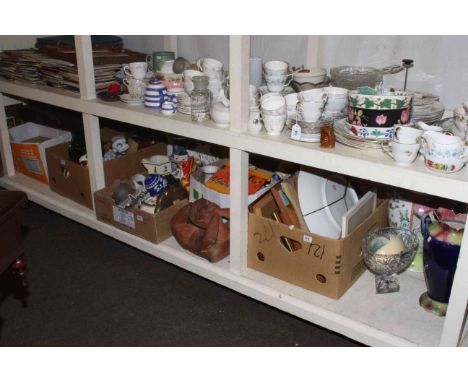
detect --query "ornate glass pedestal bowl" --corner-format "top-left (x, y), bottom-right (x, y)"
top-left (362, 228), bottom-right (418, 294)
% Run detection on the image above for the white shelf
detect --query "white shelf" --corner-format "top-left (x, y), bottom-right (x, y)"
top-left (2, 79), bottom-right (467, 203)
top-left (0, 172), bottom-right (446, 346)
top-left (1, 36), bottom-right (467, 346)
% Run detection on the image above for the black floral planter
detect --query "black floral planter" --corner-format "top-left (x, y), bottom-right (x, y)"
top-left (347, 106), bottom-right (411, 128)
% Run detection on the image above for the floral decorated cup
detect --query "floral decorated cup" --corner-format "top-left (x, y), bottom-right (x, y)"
top-left (393, 125), bottom-right (424, 144)
top-left (421, 131), bottom-right (468, 173)
top-left (382, 140), bottom-right (420, 165)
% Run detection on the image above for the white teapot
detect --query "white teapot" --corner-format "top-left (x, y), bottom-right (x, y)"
top-left (421, 131), bottom-right (468, 173)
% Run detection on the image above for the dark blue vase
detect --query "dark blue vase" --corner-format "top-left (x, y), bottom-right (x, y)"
top-left (420, 215), bottom-right (463, 316)
top-left (423, 236), bottom-right (460, 303)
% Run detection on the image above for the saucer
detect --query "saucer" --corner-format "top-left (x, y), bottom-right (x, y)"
top-left (120, 94), bottom-right (143, 106)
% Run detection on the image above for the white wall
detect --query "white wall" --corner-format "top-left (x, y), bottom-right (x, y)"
top-left (318, 35), bottom-right (468, 108)
top-left (1, 35), bottom-right (467, 108)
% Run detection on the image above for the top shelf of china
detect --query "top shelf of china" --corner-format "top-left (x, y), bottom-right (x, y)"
top-left (1, 78), bottom-right (468, 203)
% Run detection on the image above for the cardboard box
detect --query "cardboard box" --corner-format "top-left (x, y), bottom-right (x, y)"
top-left (9, 122), bottom-right (72, 184)
top-left (247, 198), bottom-right (389, 299)
top-left (189, 160), bottom-right (279, 208)
top-left (94, 186), bottom-right (188, 244)
top-left (46, 132), bottom-right (167, 209)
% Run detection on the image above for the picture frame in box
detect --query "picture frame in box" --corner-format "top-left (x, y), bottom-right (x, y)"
top-left (247, 198), bottom-right (388, 299)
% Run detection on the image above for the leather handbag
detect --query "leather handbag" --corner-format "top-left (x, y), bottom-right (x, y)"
top-left (171, 199), bottom-right (230, 263)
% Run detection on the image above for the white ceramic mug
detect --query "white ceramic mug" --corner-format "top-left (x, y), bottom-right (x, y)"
top-left (393, 125), bottom-right (424, 144)
top-left (123, 62), bottom-right (148, 81)
top-left (382, 140), bottom-right (420, 165)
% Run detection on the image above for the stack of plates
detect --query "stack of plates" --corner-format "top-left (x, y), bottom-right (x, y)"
top-left (333, 119), bottom-right (385, 149)
top-left (411, 92), bottom-right (445, 124)
top-left (176, 91), bottom-right (191, 115)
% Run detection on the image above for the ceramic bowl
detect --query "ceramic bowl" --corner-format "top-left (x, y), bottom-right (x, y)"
top-left (293, 68), bottom-right (327, 85)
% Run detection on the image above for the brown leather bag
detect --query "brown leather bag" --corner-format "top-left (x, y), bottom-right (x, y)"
top-left (171, 199), bottom-right (230, 263)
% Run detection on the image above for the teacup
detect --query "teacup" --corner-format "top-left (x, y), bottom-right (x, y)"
top-left (297, 100), bottom-right (324, 122)
top-left (393, 125), bottom-right (424, 144)
top-left (123, 62), bottom-right (148, 81)
top-left (261, 95), bottom-right (286, 116)
top-left (197, 57), bottom-right (224, 73)
top-left (284, 93), bottom-right (298, 118)
top-left (123, 77), bottom-right (145, 99)
top-left (421, 131), bottom-right (468, 173)
top-left (382, 140), bottom-right (420, 165)
top-left (160, 60), bottom-right (175, 74)
top-left (263, 114), bottom-right (287, 135)
top-left (323, 87), bottom-right (348, 113)
top-left (265, 73), bottom-right (292, 92)
top-left (298, 88), bottom-right (328, 103)
top-left (264, 60), bottom-right (288, 75)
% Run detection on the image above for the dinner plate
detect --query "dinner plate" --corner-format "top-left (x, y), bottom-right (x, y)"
top-left (297, 170), bottom-right (358, 239)
top-left (333, 119), bottom-right (384, 149)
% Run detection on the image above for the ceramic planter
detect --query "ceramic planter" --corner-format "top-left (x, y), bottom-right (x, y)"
top-left (347, 106), bottom-right (411, 129)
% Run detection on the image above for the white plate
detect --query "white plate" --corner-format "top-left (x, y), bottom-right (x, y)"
top-left (298, 170), bottom-right (359, 239)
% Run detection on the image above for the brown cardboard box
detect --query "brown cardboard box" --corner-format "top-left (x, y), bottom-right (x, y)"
top-left (94, 186), bottom-right (189, 244)
top-left (46, 130), bottom-right (167, 209)
top-left (247, 198), bottom-right (389, 299)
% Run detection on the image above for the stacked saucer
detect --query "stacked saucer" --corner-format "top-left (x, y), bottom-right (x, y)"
top-left (411, 92), bottom-right (444, 124)
top-left (119, 93), bottom-right (143, 106)
top-left (176, 91), bottom-right (191, 115)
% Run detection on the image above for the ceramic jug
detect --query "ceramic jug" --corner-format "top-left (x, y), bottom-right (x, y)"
top-left (421, 131), bottom-right (468, 173)
top-left (420, 209), bottom-right (466, 316)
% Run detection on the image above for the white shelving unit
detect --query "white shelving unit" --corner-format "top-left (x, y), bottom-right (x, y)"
top-left (1, 35), bottom-right (467, 346)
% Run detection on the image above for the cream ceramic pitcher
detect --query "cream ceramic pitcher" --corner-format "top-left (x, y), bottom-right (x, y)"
top-left (421, 131), bottom-right (468, 173)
